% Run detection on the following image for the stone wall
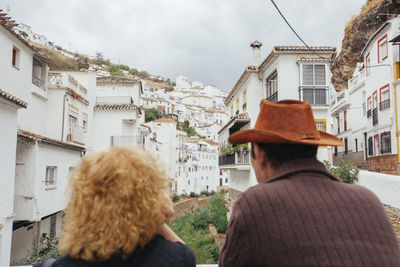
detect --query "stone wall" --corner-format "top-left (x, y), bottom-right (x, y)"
top-left (168, 196), bottom-right (213, 223)
top-left (333, 150), bottom-right (365, 167)
top-left (228, 187), bottom-right (242, 202)
top-left (367, 154), bottom-right (398, 175)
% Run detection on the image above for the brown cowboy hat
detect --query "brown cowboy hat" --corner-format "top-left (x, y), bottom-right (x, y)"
top-left (228, 99), bottom-right (344, 146)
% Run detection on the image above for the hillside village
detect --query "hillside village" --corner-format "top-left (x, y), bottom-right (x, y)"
top-left (1, 0), bottom-right (400, 265)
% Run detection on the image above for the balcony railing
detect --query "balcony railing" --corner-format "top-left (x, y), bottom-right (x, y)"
top-left (298, 87), bottom-right (328, 106)
top-left (367, 109), bottom-right (371, 118)
top-left (372, 108), bottom-right (378, 126)
top-left (266, 92), bottom-right (278, 103)
top-left (48, 72), bottom-right (87, 97)
top-left (111, 135), bottom-right (143, 146)
top-left (96, 96), bottom-right (134, 105)
top-left (68, 125), bottom-right (85, 144)
top-left (379, 99), bottom-right (390, 110)
top-left (32, 74), bottom-right (46, 90)
top-left (219, 151), bottom-right (250, 166)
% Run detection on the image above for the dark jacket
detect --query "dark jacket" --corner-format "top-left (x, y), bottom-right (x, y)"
top-left (219, 158), bottom-right (400, 267)
top-left (34, 235), bottom-right (196, 267)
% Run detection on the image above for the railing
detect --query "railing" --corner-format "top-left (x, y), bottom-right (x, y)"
top-left (219, 151), bottom-right (250, 166)
top-left (242, 102), bottom-right (247, 110)
top-left (266, 92), bottom-right (278, 102)
top-left (96, 96), bottom-right (134, 105)
top-left (348, 68), bottom-right (365, 88)
top-left (48, 72), bottom-right (88, 96)
top-left (298, 87), bottom-right (328, 105)
top-left (379, 99), bottom-right (390, 110)
top-left (372, 108), bottom-right (378, 126)
top-left (367, 109), bottom-right (371, 118)
top-left (32, 74), bottom-right (45, 90)
top-left (111, 135), bottom-right (142, 146)
top-left (337, 91), bottom-right (345, 102)
top-left (69, 125), bottom-right (85, 144)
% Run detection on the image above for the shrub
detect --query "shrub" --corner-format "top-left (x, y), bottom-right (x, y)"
top-left (191, 206), bottom-right (212, 230)
top-left (189, 192), bottom-right (196, 198)
top-left (200, 190), bottom-right (210, 196)
top-left (12, 233), bottom-right (61, 265)
top-left (324, 160), bottom-right (359, 184)
top-left (209, 196), bottom-right (228, 233)
top-left (210, 190), bottom-right (216, 196)
top-left (172, 193), bottom-right (180, 203)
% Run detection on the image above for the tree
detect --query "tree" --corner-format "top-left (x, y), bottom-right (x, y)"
top-left (145, 108), bottom-right (159, 122)
top-left (183, 120), bottom-right (197, 137)
top-left (95, 52), bottom-right (104, 66)
top-left (129, 68), bottom-right (139, 76)
top-left (138, 71), bottom-right (149, 78)
top-left (118, 64), bottom-right (129, 71)
top-left (108, 65), bottom-right (124, 76)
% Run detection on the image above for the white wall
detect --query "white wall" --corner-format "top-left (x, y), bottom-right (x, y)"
top-left (0, 101), bottom-right (19, 266)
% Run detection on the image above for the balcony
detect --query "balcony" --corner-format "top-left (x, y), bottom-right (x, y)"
top-left (32, 74), bottom-right (46, 90)
top-left (372, 108), bottom-right (378, 126)
top-left (367, 109), bottom-right (371, 118)
top-left (379, 99), bottom-right (390, 110)
top-left (68, 125), bottom-right (85, 144)
top-left (111, 135), bottom-right (143, 146)
top-left (219, 151), bottom-right (250, 169)
top-left (96, 96), bottom-right (134, 105)
top-left (330, 90), bottom-right (350, 114)
top-left (266, 92), bottom-right (278, 103)
top-left (299, 87), bottom-right (328, 106)
top-left (48, 72), bottom-right (87, 97)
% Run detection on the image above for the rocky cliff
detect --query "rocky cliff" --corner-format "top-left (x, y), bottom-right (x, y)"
top-left (331, 0), bottom-right (400, 91)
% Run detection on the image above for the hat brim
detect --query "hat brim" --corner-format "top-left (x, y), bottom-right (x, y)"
top-left (228, 128), bottom-right (344, 146)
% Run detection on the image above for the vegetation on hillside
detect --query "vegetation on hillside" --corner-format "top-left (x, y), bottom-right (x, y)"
top-left (145, 108), bottom-right (160, 123)
top-left (178, 120), bottom-right (197, 137)
top-left (169, 194), bottom-right (228, 264)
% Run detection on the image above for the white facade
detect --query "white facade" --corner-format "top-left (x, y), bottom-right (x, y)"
top-left (219, 44), bottom-right (336, 196)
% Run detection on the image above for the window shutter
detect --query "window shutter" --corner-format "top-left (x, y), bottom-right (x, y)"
top-left (314, 65), bottom-right (326, 85)
top-left (302, 65), bottom-right (314, 85)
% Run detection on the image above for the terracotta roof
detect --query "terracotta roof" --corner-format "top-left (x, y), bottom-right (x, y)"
top-left (94, 103), bottom-right (140, 111)
top-left (96, 76), bottom-right (140, 85)
top-left (274, 46), bottom-right (336, 52)
top-left (236, 112), bottom-right (249, 119)
top-left (0, 89), bottom-right (28, 108)
top-left (18, 129), bottom-right (85, 151)
top-left (152, 117), bottom-right (176, 123)
top-left (297, 57), bottom-right (331, 63)
top-left (0, 12), bottom-right (34, 51)
top-left (202, 139), bottom-right (219, 146)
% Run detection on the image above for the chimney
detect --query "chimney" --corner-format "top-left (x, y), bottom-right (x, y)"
top-left (250, 40), bottom-right (263, 66)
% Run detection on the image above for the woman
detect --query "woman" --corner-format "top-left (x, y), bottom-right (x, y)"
top-left (34, 147), bottom-right (195, 267)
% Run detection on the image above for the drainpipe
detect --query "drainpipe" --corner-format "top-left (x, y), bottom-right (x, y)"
top-left (61, 92), bottom-right (68, 141)
top-left (393, 61), bottom-right (400, 164)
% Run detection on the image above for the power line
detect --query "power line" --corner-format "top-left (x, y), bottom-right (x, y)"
top-left (269, 0), bottom-right (391, 69)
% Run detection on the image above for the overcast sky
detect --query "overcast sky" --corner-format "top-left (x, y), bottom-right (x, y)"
top-left (1, 0), bottom-right (365, 91)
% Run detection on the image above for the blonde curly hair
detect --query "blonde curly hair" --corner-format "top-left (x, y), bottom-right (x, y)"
top-left (58, 146), bottom-right (169, 261)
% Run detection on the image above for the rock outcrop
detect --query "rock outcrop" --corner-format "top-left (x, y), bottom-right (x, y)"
top-left (331, 0), bottom-right (400, 91)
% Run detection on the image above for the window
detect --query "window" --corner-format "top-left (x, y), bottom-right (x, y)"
top-left (315, 119), bottom-right (326, 132)
top-left (344, 138), bottom-right (348, 154)
top-left (188, 180), bottom-right (190, 185)
top-left (381, 132), bottom-right (391, 154)
top-left (380, 84), bottom-right (390, 110)
top-left (266, 71), bottom-right (278, 102)
top-left (302, 64), bottom-right (326, 86)
top-left (82, 113), bottom-right (88, 132)
top-left (230, 104), bottom-right (233, 117)
top-left (367, 96), bottom-right (372, 117)
top-left (12, 46), bottom-right (20, 69)
top-left (355, 138), bottom-right (358, 152)
top-left (45, 166), bottom-right (57, 186)
top-left (374, 135), bottom-right (380, 156)
top-left (378, 34), bottom-right (388, 63)
top-left (368, 137), bottom-right (373, 156)
top-left (336, 115), bottom-right (340, 134)
top-left (365, 53), bottom-right (371, 76)
top-left (344, 110), bottom-right (347, 131)
top-left (235, 97), bottom-right (239, 114)
top-left (225, 178), bottom-right (228, 183)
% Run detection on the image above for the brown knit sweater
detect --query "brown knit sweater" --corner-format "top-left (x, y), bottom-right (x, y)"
top-left (219, 158), bottom-right (400, 267)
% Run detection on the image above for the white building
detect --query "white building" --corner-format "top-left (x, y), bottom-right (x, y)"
top-left (331, 16), bottom-right (400, 175)
top-left (92, 76), bottom-right (145, 152)
top-left (219, 41), bottom-right (337, 199)
top-left (0, 16), bottom-right (31, 265)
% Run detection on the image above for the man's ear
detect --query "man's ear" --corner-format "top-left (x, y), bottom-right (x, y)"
top-left (254, 144), bottom-right (269, 167)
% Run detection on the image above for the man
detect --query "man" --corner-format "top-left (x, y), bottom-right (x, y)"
top-left (219, 99), bottom-right (400, 266)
